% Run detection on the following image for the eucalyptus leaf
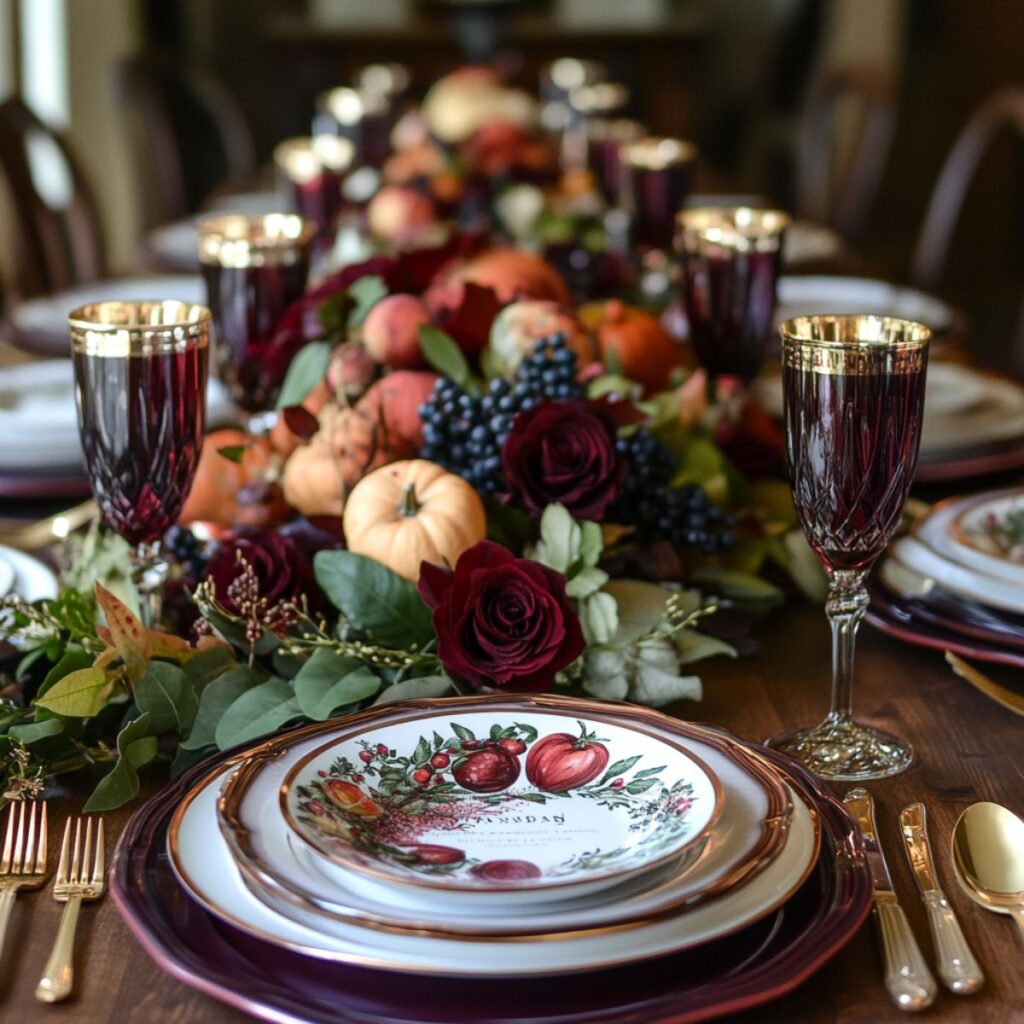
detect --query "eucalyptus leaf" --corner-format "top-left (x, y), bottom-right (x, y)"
top-left (372, 675), bottom-right (454, 705)
top-left (578, 520), bottom-right (604, 567)
top-left (83, 714), bottom-right (158, 812)
top-left (565, 565), bottom-right (608, 599)
top-left (578, 591), bottom-right (618, 645)
top-left (689, 567), bottom-right (785, 609)
top-left (347, 275), bottom-right (389, 326)
top-left (8, 718), bottom-right (66, 747)
top-left (135, 661), bottom-right (198, 734)
top-left (294, 650), bottom-right (380, 720)
top-left (169, 744), bottom-right (214, 780)
top-left (314, 550), bottom-right (433, 648)
top-left (214, 678), bottom-right (303, 750)
top-left (182, 645), bottom-right (238, 691)
top-left (531, 503), bottom-right (577, 573)
top-left (34, 667), bottom-right (114, 718)
top-left (275, 341), bottom-right (332, 410)
top-left (182, 665), bottom-right (267, 750)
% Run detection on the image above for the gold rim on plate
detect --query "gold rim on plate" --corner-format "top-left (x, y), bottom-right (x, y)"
top-left (276, 697), bottom-right (725, 896)
top-left (211, 694), bottom-right (799, 941)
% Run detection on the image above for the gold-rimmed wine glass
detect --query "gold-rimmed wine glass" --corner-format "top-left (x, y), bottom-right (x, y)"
top-left (619, 137), bottom-right (698, 251)
top-left (766, 314), bottom-right (931, 780)
top-left (274, 135), bottom-right (356, 238)
top-left (197, 212), bottom-right (315, 425)
top-left (69, 300), bottom-right (210, 625)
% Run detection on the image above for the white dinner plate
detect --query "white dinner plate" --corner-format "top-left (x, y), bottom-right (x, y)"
top-left (0, 360), bottom-right (236, 472)
top-left (890, 535), bottom-right (1024, 615)
top-left (0, 551), bottom-right (16, 598)
top-left (774, 275), bottom-right (954, 333)
top-left (277, 706), bottom-right (722, 907)
top-left (0, 544), bottom-right (58, 602)
top-left (9, 276), bottom-right (205, 356)
top-left (219, 711), bottom-right (792, 939)
top-left (915, 489), bottom-right (1024, 586)
top-left (171, 744), bottom-right (817, 976)
top-left (782, 222), bottom-right (843, 267)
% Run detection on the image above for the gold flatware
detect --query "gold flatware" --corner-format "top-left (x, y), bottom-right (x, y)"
top-left (35, 816), bottom-right (105, 1003)
top-left (0, 802), bottom-right (48, 963)
top-left (844, 789), bottom-right (937, 1012)
top-left (899, 803), bottom-right (984, 994)
top-left (0, 499), bottom-right (97, 552)
top-left (945, 652), bottom-right (1024, 717)
top-left (952, 802), bottom-right (1024, 941)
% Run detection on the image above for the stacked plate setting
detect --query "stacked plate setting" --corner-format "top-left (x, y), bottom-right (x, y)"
top-left (870, 488), bottom-right (1024, 667)
top-left (113, 693), bottom-right (873, 1023)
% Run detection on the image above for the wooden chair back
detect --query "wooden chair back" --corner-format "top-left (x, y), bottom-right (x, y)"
top-left (115, 54), bottom-right (257, 228)
top-left (795, 65), bottom-right (897, 243)
top-left (0, 98), bottom-right (106, 299)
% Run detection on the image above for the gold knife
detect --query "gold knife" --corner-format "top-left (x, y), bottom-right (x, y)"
top-left (844, 788), bottom-right (937, 1012)
top-left (899, 803), bottom-right (984, 994)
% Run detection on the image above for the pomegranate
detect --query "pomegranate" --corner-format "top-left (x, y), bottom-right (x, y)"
top-left (498, 738), bottom-right (526, 756)
top-left (525, 724), bottom-right (609, 792)
top-left (452, 746), bottom-right (521, 793)
top-left (412, 767), bottom-right (433, 785)
top-left (404, 844), bottom-right (465, 865)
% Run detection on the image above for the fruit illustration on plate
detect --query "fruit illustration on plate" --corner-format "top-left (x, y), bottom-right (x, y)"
top-left (403, 844), bottom-right (466, 866)
top-left (470, 859), bottom-right (542, 881)
top-left (322, 779), bottom-right (383, 819)
top-left (525, 722), bottom-right (609, 792)
top-left (452, 744), bottom-right (521, 793)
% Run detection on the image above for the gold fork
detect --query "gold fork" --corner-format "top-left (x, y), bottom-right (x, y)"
top-left (35, 816), bottom-right (105, 1003)
top-left (0, 802), bottom-right (48, 962)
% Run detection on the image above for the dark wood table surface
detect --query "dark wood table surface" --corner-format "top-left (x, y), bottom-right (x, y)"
top-left (0, 600), bottom-right (1020, 1024)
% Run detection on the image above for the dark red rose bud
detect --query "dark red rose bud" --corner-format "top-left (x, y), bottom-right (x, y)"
top-left (417, 540), bottom-right (585, 691)
top-left (501, 400), bottom-right (626, 520)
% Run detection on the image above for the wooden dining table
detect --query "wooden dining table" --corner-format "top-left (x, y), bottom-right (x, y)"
top-left (0, 598), bottom-right (1019, 1024)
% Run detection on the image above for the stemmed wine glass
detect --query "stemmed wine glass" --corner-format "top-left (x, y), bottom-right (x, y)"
top-left (676, 207), bottom-right (790, 393)
top-left (619, 137), bottom-right (698, 252)
top-left (274, 135), bottom-right (355, 240)
top-left (197, 212), bottom-right (315, 427)
top-left (766, 315), bottom-right (931, 780)
top-left (69, 300), bottom-right (210, 625)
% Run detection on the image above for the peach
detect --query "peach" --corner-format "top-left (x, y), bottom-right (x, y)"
top-left (366, 186), bottom-right (438, 243)
top-left (441, 248), bottom-right (570, 306)
top-left (361, 294), bottom-right (431, 370)
top-left (355, 370), bottom-right (440, 452)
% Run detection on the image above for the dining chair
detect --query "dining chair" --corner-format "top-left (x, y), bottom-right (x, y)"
top-left (114, 53), bottom-right (257, 229)
top-left (0, 98), bottom-right (107, 299)
top-left (794, 65), bottom-right (898, 244)
top-left (910, 87), bottom-right (1024, 375)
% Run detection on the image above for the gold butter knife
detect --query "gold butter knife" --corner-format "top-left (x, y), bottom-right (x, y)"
top-left (899, 803), bottom-right (984, 994)
top-left (844, 788), bottom-right (937, 1012)
top-left (945, 652), bottom-right (1024, 717)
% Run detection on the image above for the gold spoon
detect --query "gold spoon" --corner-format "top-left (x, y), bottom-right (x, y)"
top-left (952, 802), bottom-right (1024, 941)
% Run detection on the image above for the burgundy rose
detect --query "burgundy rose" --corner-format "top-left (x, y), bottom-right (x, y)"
top-left (418, 541), bottom-right (585, 691)
top-left (203, 527), bottom-right (325, 614)
top-left (502, 400), bottom-right (625, 519)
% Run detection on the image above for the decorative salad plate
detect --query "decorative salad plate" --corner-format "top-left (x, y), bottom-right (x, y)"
top-left (277, 702), bottom-right (722, 906)
top-left (216, 698), bottom-right (793, 938)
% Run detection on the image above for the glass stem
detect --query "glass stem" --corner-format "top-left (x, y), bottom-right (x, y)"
top-left (132, 541), bottom-right (169, 628)
top-left (824, 569), bottom-right (869, 726)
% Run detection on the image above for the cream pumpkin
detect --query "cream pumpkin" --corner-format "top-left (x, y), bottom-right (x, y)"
top-left (343, 460), bottom-right (486, 582)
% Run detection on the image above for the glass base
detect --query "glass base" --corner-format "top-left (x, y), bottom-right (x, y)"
top-left (764, 717), bottom-right (914, 781)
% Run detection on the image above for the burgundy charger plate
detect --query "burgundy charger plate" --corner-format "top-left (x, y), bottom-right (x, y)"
top-left (867, 582), bottom-right (1024, 669)
top-left (112, 738), bottom-right (872, 1024)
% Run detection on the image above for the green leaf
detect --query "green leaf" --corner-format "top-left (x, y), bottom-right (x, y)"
top-left (83, 714), bottom-right (158, 812)
top-left (135, 661), bottom-right (198, 734)
top-left (182, 665), bottom-right (267, 750)
top-left (418, 325), bottom-right (472, 388)
top-left (578, 520), bottom-right (603, 567)
top-left (294, 650), bottom-right (380, 720)
top-left (413, 736), bottom-right (431, 765)
top-left (169, 744), bottom-right (214, 780)
top-left (531, 504), bottom-right (578, 573)
top-left (8, 718), bottom-right (66, 747)
top-left (372, 676), bottom-right (453, 705)
top-left (565, 565), bottom-right (608, 599)
top-left (451, 722), bottom-right (476, 742)
top-left (275, 341), bottom-right (332, 410)
top-left (34, 667), bottom-right (114, 718)
top-left (347, 275), bottom-right (389, 326)
top-left (625, 778), bottom-right (658, 794)
top-left (633, 765), bottom-right (666, 779)
top-left (518, 792), bottom-right (548, 803)
top-left (313, 550), bottom-right (433, 648)
top-left (599, 755), bottom-right (641, 785)
top-left (182, 645), bottom-right (237, 691)
top-left (578, 590), bottom-right (618, 645)
top-left (217, 444), bottom-right (249, 464)
top-left (36, 649), bottom-right (94, 699)
top-left (689, 567), bottom-right (785, 609)
top-left (214, 678), bottom-right (303, 750)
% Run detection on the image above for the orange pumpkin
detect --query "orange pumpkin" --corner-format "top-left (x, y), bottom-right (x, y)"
top-left (343, 460), bottom-right (486, 582)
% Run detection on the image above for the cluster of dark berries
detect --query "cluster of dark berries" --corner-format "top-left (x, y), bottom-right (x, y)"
top-left (613, 429), bottom-right (735, 554)
top-left (164, 525), bottom-right (208, 580)
top-left (419, 334), bottom-right (584, 493)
